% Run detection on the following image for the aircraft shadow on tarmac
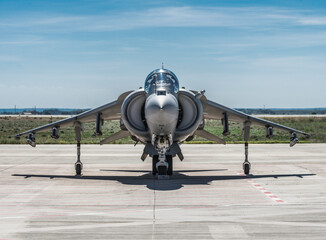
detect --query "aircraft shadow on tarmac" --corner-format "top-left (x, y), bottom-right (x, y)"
top-left (12, 170), bottom-right (315, 191)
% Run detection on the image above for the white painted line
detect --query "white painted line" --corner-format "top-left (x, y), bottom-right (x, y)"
top-left (146, 208), bottom-right (180, 212)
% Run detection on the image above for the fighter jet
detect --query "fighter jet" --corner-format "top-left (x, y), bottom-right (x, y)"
top-left (15, 68), bottom-right (310, 177)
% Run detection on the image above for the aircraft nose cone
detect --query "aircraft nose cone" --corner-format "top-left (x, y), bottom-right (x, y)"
top-left (157, 97), bottom-right (172, 110)
top-left (145, 93), bottom-right (179, 134)
top-left (145, 94), bottom-right (178, 121)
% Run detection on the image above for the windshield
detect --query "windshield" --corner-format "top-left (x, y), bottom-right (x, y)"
top-left (144, 69), bottom-right (179, 93)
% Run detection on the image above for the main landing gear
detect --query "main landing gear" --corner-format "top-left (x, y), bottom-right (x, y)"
top-left (152, 154), bottom-right (173, 177)
top-left (152, 155), bottom-right (159, 175)
top-left (74, 122), bottom-right (83, 176)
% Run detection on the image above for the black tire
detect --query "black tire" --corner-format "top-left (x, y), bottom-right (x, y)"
top-left (152, 155), bottom-right (159, 175)
top-left (167, 155), bottom-right (173, 175)
top-left (158, 165), bottom-right (167, 175)
top-left (244, 163), bottom-right (250, 175)
top-left (75, 163), bottom-right (82, 175)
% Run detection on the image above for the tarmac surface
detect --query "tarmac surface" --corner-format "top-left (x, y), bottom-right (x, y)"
top-left (0, 144), bottom-right (325, 239)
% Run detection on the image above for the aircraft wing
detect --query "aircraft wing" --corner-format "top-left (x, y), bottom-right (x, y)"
top-left (15, 91), bottom-right (133, 138)
top-left (200, 96), bottom-right (311, 137)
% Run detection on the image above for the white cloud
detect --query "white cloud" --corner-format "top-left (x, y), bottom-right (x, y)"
top-left (0, 40), bottom-right (54, 45)
top-left (1, 7), bottom-right (326, 32)
top-left (297, 17), bottom-right (326, 25)
top-left (0, 35), bottom-right (56, 45)
top-left (1, 5), bottom-right (326, 108)
top-left (0, 16), bottom-right (86, 27)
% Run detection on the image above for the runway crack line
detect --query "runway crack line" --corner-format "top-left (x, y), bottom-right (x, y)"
top-left (0, 157), bottom-right (39, 173)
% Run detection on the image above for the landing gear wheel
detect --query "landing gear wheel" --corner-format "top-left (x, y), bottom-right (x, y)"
top-left (166, 155), bottom-right (173, 175)
top-left (158, 165), bottom-right (167, 175)
top-left (243, 162), bottom-right (250, 175)
top-left (75, 162), bottom-right (83, 175)
top-left (152, 155), bottom-right (159, 175)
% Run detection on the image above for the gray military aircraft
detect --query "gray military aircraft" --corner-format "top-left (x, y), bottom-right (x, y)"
top-left (15, 68), bottom-right (310, 177)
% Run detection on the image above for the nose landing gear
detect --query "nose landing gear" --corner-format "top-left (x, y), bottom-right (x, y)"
top-left (152, 154), bottom-right (173, 179)
top-left (151, 133), bottom-right (175, 179)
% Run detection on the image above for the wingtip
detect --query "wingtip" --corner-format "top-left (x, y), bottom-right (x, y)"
top-left (303, 132), bottom-right (312, 139)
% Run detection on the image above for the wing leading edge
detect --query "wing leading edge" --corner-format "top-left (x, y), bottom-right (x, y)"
top-left (15, 90), bottom-right (133, 139)
top-left (200, 96), bottom-right (310, 137)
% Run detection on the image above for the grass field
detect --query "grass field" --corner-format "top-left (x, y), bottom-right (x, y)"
top-left (0, 116), bottom-right (324, 144)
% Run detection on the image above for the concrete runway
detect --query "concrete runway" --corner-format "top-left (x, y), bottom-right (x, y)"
top-left (0, 144), bottom-right (325, 239)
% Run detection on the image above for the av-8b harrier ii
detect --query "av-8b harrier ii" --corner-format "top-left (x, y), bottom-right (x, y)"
top-left (15, 68), bottom-right (310, 177)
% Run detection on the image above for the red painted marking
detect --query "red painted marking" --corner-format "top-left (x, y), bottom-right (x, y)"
top-left (237, 172), bottom-right (285, 204)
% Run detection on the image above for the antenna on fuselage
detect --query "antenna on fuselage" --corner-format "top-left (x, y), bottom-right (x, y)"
top-left (162, 62), bottom-right (164, 69)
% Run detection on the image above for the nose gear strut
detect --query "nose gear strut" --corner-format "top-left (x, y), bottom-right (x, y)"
top-left (152, 134), bottom-right (173, 179)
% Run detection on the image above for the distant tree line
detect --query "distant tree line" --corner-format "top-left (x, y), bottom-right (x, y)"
top-left (1, 108), bottom-right (326, 115)
top-left (40, 109), bottom-right (88, 115)
top-left (236, 108), bottom-right (326, 115)
top-left (0, 108), bottom-right (90, 115)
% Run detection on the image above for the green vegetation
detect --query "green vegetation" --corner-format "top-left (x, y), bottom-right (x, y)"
top-left (0, 116), bottom-right (324, 144)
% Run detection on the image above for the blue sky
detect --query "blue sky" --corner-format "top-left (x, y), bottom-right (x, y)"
top-left (0, 0), bottom-right (326, 108)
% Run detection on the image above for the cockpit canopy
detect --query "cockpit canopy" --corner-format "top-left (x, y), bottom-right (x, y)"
top-left (144, 69), bottom-right (179, 94)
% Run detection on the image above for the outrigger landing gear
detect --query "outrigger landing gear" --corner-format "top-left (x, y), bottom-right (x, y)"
top-left (243, 142), bottom-right (251, 175)
top-left (243, 121), bottom-right (251, 175)
top-left (74, 122), bottom-right (83, 176)
top-left (75, 141), bottom-right (83, 175)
